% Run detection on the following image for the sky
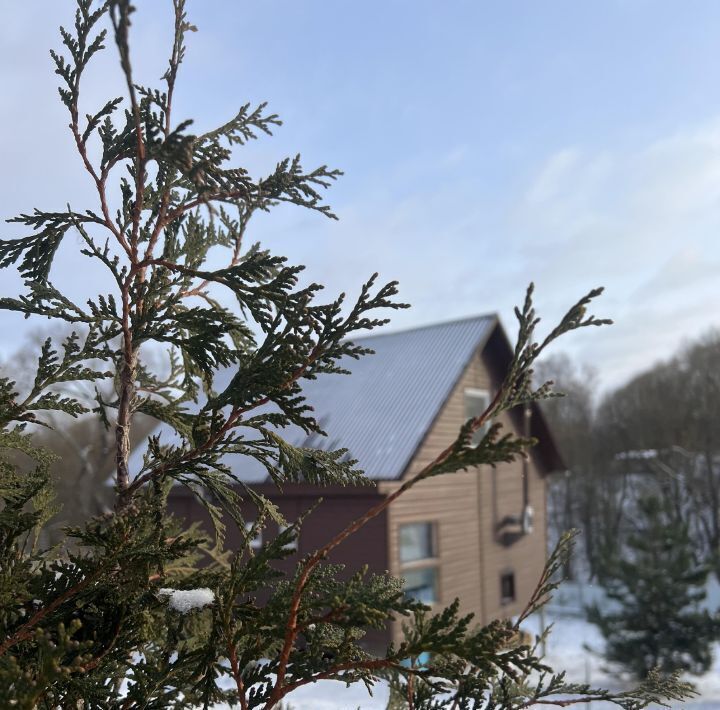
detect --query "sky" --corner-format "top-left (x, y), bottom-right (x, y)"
top-left (1, 1), bottom-right (720, 392)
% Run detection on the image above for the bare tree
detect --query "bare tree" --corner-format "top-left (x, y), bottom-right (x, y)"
top-left (597, 330), bottom-right (720, 575)
top-left (535, 353), bottom-right (599, 577)
top-left (0, 327), bottom-right (156, 547)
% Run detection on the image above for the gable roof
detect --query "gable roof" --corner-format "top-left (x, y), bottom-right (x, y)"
top-left (283, 314), bottom-right (496, 480)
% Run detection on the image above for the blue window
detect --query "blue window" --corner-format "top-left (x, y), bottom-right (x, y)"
top-left (402, 567), bottom-right (438, 604)
top-left (399, 522), bottom-right (435, 563)
top-left (399, 522), bottom-right (439, 604)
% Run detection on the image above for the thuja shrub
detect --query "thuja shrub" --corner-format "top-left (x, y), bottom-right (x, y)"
top-left (0, 2), bottom-right (696, 707)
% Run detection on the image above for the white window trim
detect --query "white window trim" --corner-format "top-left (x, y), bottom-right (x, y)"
top-left (464, 388), bottom-right (491, 446)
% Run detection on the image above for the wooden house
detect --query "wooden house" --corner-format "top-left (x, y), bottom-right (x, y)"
top-left (163, 314), bottom-right (563, 650)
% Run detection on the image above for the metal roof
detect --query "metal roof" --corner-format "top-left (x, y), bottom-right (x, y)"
top-left (279, 314), bottom-right (496, 480)
top-left (130, 314), bottom-right (497, 483)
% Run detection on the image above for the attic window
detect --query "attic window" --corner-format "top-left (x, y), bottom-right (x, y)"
top-left (464, 388), bottom-right (490, 447)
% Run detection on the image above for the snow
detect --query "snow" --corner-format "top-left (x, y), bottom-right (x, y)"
top-left (208, 609), bottom-right (720, 709)
top-left (158, 587), bottom-right (215, 613)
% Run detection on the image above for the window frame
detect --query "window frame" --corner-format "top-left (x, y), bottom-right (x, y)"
top-left (500, 570), bottom-right (516, 606)
top-left (464, 387), bottom-right (491, 447)
top-left (398, 521), bottom-right (440, 605)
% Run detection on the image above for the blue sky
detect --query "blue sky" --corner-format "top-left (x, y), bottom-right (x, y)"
top-left (2, 1), bottom-right (720, 390)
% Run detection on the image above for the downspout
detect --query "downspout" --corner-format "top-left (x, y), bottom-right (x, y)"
top-left (522, 405), bottom-right (530, 510)
top-left (521, 404), bottom-right (534, 535)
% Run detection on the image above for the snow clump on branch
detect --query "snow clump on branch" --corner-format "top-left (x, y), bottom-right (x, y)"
top-left (158, 588), bottom-right (215, 613)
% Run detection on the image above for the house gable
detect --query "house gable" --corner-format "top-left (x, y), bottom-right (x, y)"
top-left (379, 323), bottom-right (550, 628)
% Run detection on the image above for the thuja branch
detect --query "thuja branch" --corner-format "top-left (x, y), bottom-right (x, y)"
top-left (142, 0), bottom-right (193, 270)
top-left (108, 1), bottom-right (146, 499)
top-left (0, 569), bottom-right (103, 656)
top-left (125, 340), bottom-right (326, 496)
top-left (3, 3), bottom-right (693, 707)
top-left (58, 2), bottom-right (133, 259)
top-left (109, 0), bottom-right (146, 254)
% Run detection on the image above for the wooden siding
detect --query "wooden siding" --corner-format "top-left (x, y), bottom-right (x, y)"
top-left (478, 446), bottom-right (547, 621)
top-left (380, 329), bottom-right (548, 639)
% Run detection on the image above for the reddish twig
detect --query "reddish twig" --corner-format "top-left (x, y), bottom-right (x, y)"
top-left (227, 642), bottom-right (249, 710)
top-left (267, 658), bottom-right (399, 706)
top-left (516, 697), bottom-right (619, 708)
top-left (0, 570), bottom-right (102, 656)
top-left (78, 619), bottom-right (123, 673)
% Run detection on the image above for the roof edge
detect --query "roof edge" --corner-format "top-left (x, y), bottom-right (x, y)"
top-left (349, 312), bottom-right (496, 344)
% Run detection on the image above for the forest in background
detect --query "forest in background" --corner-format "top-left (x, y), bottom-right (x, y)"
top-left (539, 329), bottom-right (720, 582)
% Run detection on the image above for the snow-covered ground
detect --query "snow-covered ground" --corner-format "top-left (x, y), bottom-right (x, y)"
top-left (529, 613), bottom-right (720, 709)
top-left (211, 607), bottom-right (720, 709)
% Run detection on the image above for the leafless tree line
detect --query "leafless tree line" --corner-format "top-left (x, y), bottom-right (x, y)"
top-left (0, 326), bottom-right (156, 547)
top-left (537, 330), bottom-right (720, 580)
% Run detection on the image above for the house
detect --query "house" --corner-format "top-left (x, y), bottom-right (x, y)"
top-left (161, 314), bottom-right (563, 650)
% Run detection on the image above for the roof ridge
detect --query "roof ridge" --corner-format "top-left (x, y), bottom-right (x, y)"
top-left (351, 312), bottom-right (497, 342)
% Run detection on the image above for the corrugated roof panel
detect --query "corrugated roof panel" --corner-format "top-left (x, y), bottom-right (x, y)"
top-left (281, 314), bottom-right (495, 479)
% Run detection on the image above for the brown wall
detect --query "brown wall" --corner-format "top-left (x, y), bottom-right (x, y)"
top-left (168, 483), bottom-right (391, 651)
top-left (380, 326), bottom-right (548, 640)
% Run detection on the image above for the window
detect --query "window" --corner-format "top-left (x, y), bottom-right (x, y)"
top-left (464, 388), bottom-right (490, 446)
top-left (244, 522), bottom-right (262, 551)
top-left (278, 524), bottom-right (298, 552)
top-left (403, 568), bottom-right (438, 605)
top-left (399, 522), bottom-right (435, 563)
top-left (399, 522), bottom-right (439, 604)
top-left (500, 571), bottom-right (516, 605)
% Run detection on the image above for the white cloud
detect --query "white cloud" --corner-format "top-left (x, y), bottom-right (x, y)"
top-left (508, 121), bottom-right (720, 389)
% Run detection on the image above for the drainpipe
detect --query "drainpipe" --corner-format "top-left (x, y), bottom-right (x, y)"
top-left (521, 404), bottom-right (534, 535)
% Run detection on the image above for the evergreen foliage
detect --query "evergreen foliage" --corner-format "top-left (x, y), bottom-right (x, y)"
top-left (588, 496), bottom-right (720, 680)
top-left (0, 1), bottom-right (696, 706)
